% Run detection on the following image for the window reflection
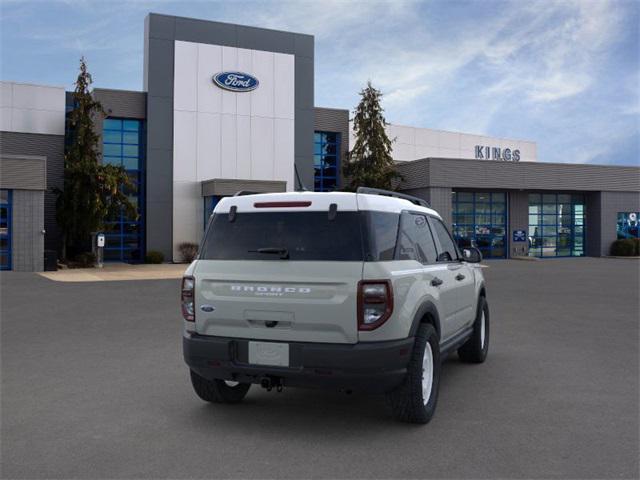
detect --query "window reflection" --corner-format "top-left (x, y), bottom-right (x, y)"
top-left (452, 191), bottom-right (507, 258)
top-left (528, 193), bottom-right (585, 257)
top-left (101, 118), bottom-right (145, 263)
top-left (313, 131), bottom-right (340, 192)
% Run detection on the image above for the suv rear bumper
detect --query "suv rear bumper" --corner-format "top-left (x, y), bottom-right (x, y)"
top-left (183, 332), bottom-right (414, 393)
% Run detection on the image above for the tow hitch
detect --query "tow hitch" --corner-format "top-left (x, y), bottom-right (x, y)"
top-left (260, 376), bottom-right (284, 392)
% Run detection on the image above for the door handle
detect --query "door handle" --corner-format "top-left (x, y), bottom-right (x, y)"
top-left (455, 274), bottom-right (465, 281)
top-left (431, 277), bottom-right (443, 287)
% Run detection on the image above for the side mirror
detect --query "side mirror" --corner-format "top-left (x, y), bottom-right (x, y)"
top-left (462, 247), bottom-right (482, 263)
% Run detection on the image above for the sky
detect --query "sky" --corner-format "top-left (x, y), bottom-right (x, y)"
top-left (1, 0), bottom-right (638, 166)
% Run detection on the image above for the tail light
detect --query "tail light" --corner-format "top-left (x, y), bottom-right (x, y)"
top-left (358, 280), bottom-right (393, 331)
top-left (181, 276), bottom-right (195, 322)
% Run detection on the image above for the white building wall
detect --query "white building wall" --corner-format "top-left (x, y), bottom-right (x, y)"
top-left (172, 41), bottom-right (295, 261)
top-left (387, 124), bottom-right (537, 162)
top-left (0, 82), bottom-right (65, 135)
top-left (350, 122), bottom-right (537, 163)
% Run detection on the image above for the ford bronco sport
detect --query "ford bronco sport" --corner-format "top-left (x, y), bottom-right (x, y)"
top-left (182, 188), bottom-right (489, 424)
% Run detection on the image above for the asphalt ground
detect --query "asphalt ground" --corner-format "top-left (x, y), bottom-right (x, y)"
top-left (1, 258), bottom-right (638, 479)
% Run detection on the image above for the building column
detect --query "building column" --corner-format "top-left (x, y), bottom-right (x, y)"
top-left (508, 191), bottom-right (529, 258)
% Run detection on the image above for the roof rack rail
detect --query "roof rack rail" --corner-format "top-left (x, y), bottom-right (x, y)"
top-left (356, 187), bottom-right (430, 208)
top-left (233, 190), bottom-right (260, 197)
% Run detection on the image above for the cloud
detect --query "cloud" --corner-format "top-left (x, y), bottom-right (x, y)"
top-left (1, 0), bottom-right (637, 165)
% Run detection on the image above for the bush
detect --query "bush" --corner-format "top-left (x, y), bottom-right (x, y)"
top-left (178, 242), bottom-right (199, 263)
top-left (145, 250), bottom-right (164, 264)
top-left (74, 252), bottom-right (96, 268)
top-left (610, 238), bottom-right (639, 256)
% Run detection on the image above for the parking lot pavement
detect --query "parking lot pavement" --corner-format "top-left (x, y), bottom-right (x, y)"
top-left (1, 258), bottom-right (638, 479)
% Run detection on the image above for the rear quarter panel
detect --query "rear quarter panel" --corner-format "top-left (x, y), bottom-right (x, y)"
top-left (359, 260), bottom-right (443, 342)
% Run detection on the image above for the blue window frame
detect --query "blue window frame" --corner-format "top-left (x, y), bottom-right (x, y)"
top-left (204, 196), bottom-right (221, 228)
top-left (314, 131), bottom-right (340, 192)
top-left (102, 118), bottom-right (145, 263)
top-left (528, 193), bottom-right (585, 257)
top-left (0, 189), bottom-right (12, 270)
top-left (452, 191), bottom-right (507, 259)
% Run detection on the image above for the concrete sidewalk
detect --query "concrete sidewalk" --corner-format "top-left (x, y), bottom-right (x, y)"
top-left (37, 263), bottom-right (187, 282)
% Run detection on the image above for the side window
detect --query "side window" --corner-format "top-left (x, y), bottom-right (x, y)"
top-left (430, 217), bottom-right (459, 262)
top-left (363, 211), bottom-right (400, 261)
top-left (395, 212), bottom-right (438, 264)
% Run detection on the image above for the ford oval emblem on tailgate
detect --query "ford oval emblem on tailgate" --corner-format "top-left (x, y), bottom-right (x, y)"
top-left (200, 305), bottom-right (215, 312)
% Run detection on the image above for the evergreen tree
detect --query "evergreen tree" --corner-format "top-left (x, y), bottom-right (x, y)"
top-left (55, 57), bottom-right (135, 260)
top-left (343, 81), bottom-right (400, 191)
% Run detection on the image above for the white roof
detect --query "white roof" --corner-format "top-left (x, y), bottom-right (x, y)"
top-left (214, 191), bottom-right (441, 218)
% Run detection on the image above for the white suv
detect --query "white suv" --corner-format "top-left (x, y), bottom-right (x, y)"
top-left (182, 188), bottom-right (489, 423)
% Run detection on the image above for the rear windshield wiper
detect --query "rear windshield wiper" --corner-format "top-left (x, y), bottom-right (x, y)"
top-left (248, 247), bottom-right (290, 259)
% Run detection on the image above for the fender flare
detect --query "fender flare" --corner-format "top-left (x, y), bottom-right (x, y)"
top-left (478, 281), bottom-right (486, 298)
top-left (408, 301), bottom-right (441, 339)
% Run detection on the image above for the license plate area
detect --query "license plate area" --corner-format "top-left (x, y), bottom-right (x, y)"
top-left (248, 341), bottom-right (290, 367)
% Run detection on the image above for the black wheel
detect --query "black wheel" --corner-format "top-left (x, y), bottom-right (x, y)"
top-left (458, 296), bottom-right (489, 363)
top-left (387, 323), bottom-right (440, 424)
top-left (189, 370), bottom-right (251, 404)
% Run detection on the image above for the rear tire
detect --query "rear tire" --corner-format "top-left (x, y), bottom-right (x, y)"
top-left (458, 296), bottom-right (489, 363)
top-left (387, 323), bottom-right (440, 424)
top-left (190, 370), bottom-right (251, 404)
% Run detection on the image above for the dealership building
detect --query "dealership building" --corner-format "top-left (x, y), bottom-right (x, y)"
top-left (1, 13), bottom-right (639, 271)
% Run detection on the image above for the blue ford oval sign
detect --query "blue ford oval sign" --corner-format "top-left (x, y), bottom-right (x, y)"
top-left (212, 72), bottom-right (259, 92)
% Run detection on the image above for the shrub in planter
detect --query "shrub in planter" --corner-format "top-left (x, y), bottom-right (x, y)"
top-left (610, 239), bottom-right (637, 256)
top-left (145, 250), bottom-right (164, 264)
top-left (178, 242), bottom-right (199, 263)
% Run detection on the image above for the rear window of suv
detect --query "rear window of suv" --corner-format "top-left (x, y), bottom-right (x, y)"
top-left (200, 210), bottom-right (404, 262)
top-left (200, 212), bottom-right (364, 261)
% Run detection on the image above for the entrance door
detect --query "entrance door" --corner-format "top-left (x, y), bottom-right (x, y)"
top-left (0, 190), bottom-right (12, 270)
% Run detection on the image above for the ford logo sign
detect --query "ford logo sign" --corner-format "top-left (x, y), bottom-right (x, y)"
top-left (200, 305), bottom-right (215, 312)
top-left (212, 72), bottom-right (259, 92)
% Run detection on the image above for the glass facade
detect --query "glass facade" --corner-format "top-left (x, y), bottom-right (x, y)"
top-left (452, 191), bottom-right (507, 259)
top-left (102, 118), bottom-right (145, 262)
top-left (314, 131), bottom-right (340, 192)
top-left (528, 193), bottom-right (585, 257)
top-left (0, 189), bottom-right (12, 270)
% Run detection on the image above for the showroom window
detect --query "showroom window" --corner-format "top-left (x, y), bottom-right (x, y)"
top-left (617, 212), bottom-right (639, 239)
top-left (452, 191), bottom-right (507, 259)
top-left (314, 132), bottom-right (340, 192)
top-left (102, 118), bottom-right (145, 263)
top-left (0, 189), bottom-right (12, 270)
top-left (528, 193), bottom-right (585, 257)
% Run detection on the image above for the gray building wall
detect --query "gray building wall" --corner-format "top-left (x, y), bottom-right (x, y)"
top-left (585, 192), bottom-right (602, 257)
top-left (508, 191), bottom-right (529, 257)
top-left (314, 107), bottom-right (349, 189)
top-left (403, 187), bottom-right (452, 227)
top-left (11, 189), bottom-right (45, 271)
top-left (94, 89), bottom-right (147, 119)
top-left (0, 154), bottom-right (46, 271)
top-left (143, 13), bottom-right (314, 260)
top-left (201, 178), bottom-right (286, 197)
top-left (0, 132), bottom-right (63, 252)
top-left (397, 158), bottom-right (640, 192)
